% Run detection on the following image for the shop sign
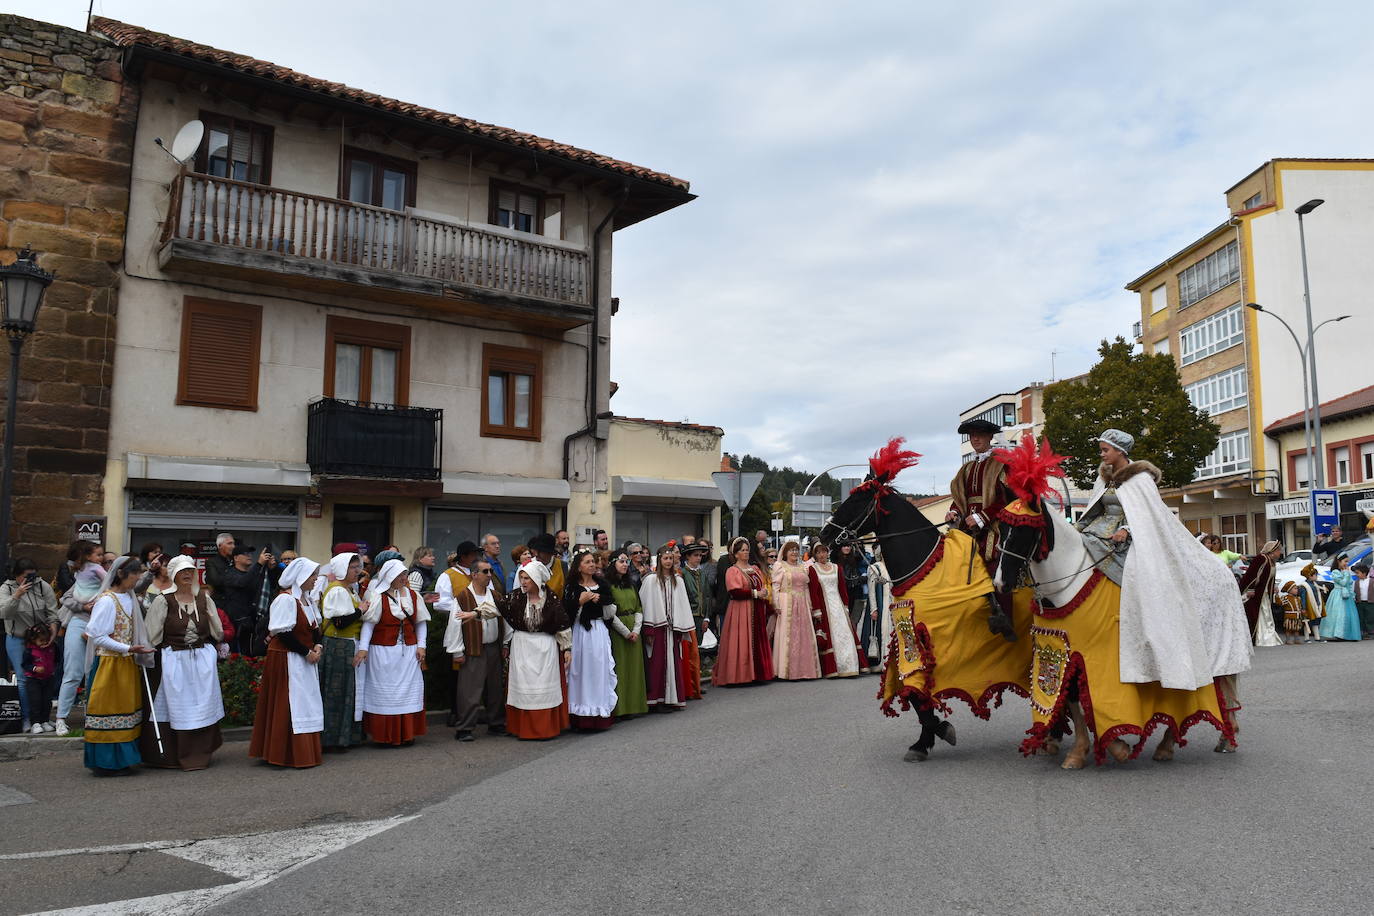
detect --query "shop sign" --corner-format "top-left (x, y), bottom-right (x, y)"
top-left (72, 515), bottom-right (106, 544)
top-left (1264, 497), bottom-right (1309, 520)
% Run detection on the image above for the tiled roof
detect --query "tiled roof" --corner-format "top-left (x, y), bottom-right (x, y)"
top-left (910, 494), bottom-right (951, 508)
top-left (1265, 384), bottom-right (1374, 436)
top-left (90, 17), bottom-right (689, 193)
top-left (613, 416), bottom-right (724, 435)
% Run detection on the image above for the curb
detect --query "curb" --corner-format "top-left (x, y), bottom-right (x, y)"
top-left (0, 710), bottom-right (456, 762)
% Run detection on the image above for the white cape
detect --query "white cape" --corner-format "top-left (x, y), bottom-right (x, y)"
top-left (1097, 468), bottom-right (1252, 689)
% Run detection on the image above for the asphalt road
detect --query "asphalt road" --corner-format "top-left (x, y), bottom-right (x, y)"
top-left (3, 642), bottom-right (1372, 915)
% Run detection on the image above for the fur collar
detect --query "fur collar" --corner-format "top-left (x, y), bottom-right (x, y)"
top-left (1099, 460), bottom-right (1162, 487)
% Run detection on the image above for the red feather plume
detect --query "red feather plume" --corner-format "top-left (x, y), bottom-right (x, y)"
top-left (868, 437), bottom-right (922, 482)
top-left (992, 433), bottom-right (1067, 503)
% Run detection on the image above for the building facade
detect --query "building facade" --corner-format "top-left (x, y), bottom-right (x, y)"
top-left (85, 18), bottom-right (693, 560)
top-left (1127, 159), bottom-right (1374, 551)
top-left (607, 416), bottom-right (723, 549)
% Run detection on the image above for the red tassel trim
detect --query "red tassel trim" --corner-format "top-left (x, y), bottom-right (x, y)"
top-left (997, 504), bottom-right (1046, 529)
top-left (1035, 569), bottom-right (1105, 619)
top-left (891, 537), bottom-right (947, 597)
top-left (876, 615), bottom-right (1028, 720)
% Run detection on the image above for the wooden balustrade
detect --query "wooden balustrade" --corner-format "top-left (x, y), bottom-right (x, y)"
top-left (168, 172), bottom-right (590, 306)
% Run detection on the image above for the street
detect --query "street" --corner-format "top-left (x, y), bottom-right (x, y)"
top-left (2, 642), bottom-right (1371, 915)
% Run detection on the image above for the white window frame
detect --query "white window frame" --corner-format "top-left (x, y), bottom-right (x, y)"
top-left (1362, 442), bottom-right (1374, 482)
top-left (1196, 429), bottom-right (1250, 480)
top-left (1149, 284), bottom-right (1167, 314)
top-left (1185, 365), bottom-right (1247, 416)
top-left (1153, 337), bottom-right (1171, 359)
top-left (1294, 453), bottom-right (1310, 490)
top-left (1180, 304), bottom-right (1244, 366)
top-left (1177, 241), bottom-right (1240, 308)
top-left (1334, 446), bottom-right (1350, 486)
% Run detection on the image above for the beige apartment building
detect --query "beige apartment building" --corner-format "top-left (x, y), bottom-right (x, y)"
top-left (1127, 159), bottom-right (1374, 552)
top-left (85, 18), bottom-right (696, 559)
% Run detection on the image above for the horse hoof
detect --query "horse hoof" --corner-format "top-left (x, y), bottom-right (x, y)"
top-left (1213, 738), bottom-right (1236, 754)
top-left (1039, 739), bottom-right (1061, 757)
top-left (938, 722), bottom-right (957, 747)
top-left (1151, 746), bottom-right (1174, 762)
top-left (1106, 739), bottom-right (1131, 763)
top-left (904, 747), bottom-right (929, 762)
top-left (1060, 749), bottom-right (1087, 770)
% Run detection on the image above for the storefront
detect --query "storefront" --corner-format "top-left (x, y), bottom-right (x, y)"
top-left (611, 476), bottom-right (721, 550)
top-left (424, 471), bottom-right (570, 560)
top-left (125, 491), bottom-right (300, 558)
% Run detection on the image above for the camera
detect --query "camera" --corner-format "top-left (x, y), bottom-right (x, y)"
top-left (23, 572), bottom-right (38, 585)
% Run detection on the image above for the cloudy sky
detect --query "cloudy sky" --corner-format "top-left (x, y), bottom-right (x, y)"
top-left (24, 0), bottom-right (1374, 491)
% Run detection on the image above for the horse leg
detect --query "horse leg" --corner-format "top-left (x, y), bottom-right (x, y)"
top-left (905, 706), bottom-right (954, 761)
top-left (1152, 727), bottom-right (1177, 762)
top-left (1061, 701), bottom-right (1091, 770)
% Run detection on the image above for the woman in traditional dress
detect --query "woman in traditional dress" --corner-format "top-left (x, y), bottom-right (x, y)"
top-left (807, 542), bottom-right (866, 678)
top-left (714, 537), bottom-right (775, 687)
top-left (83, 558), bottom-right (153, 776)
top-left (1322, 555), bottom-right (1361, 641)
top-left (249, 558), bottom-right (323, 768)
top-left (141, 556), bottom-right (225, 770)
top-left (563, 549), bottom-right (618, 730)
top-left (770, 541), bottom-right (820, 681)
top-left (604, 551), bottom-right (648, 717)
top-left (502, 560), bottom-right (571, 739)
top-left (638, 545), bottom-right (695, 709)
top-left (319, 552), bottom-right (365, 751)
top-left (1238, 540), bottom-right (1284, 648)
top-left (354, 559), bottom-right (429, 746)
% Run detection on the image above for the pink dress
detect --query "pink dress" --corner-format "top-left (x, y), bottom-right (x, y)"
top-left (771, 562), bottom-right (820, 680)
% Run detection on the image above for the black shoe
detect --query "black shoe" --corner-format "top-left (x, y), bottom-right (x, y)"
top-left (455, 730), bottom-right (474, 742)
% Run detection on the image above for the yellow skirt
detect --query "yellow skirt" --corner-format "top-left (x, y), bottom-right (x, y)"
top-left (1021, 572), bottom-right (1229, 763)
top-left (880, 530), bottom-right (1033, 719)
top-left (84, 653), bottom-right (144, 744)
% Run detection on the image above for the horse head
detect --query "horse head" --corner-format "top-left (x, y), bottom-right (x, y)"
top-left (990, 433), bottom-right (1069, 591)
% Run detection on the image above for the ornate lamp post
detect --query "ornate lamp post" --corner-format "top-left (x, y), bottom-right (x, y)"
top-left (0, 247), bottom-right (55, 573)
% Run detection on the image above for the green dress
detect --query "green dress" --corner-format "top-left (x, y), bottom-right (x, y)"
top-left (607, 583), bottom-right (648, 717)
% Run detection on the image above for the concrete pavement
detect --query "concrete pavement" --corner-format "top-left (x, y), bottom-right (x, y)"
top-left (2, 642), bottom-right (1372, 915)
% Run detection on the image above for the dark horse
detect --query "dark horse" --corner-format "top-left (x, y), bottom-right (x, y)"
top-left (820, 479), bottom-right (984, 760)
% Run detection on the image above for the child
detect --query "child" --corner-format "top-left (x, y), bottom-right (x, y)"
top-left (22, 623), bottom-right (58, 733)
top-left (1353, 563), bottom-right (1373, 640)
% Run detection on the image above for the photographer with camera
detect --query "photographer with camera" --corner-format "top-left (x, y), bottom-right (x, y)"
top-left (1, 558), bottom-right (62, 732)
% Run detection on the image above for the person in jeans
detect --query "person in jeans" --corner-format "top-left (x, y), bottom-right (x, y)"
top-left (55, 540), bottom-right (105, 735)
top-left (1, 558), bottom-right (63, 731)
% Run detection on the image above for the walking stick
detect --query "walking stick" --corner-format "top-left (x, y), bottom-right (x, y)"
top-left (139, 661), bottom-right (164, 756)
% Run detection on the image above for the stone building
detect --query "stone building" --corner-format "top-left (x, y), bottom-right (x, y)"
top-left (0, 15), bottom-right (137, 570)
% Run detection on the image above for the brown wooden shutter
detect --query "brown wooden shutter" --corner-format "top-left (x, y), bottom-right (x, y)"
top-left (176, 297), bottom-right (262, 411)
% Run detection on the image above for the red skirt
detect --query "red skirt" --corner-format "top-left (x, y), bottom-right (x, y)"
top-left (364, 711), bottom-right (427, 746)
top-left (248, 646), bottom-right (322, 768)
top-left (507, 657), bottom-right (570, 739)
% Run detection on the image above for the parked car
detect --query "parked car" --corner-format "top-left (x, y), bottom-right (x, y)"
top-left (1275, 536), bottom-right (1371, 589)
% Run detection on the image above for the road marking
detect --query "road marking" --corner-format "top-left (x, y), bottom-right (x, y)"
top-left (17, 815), bottom-right (416, 915)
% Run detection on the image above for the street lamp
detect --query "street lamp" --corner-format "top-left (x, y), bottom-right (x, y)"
top-left (1295, 198), bottom-right (1325, 486)
top-left (0, 247), bottom-right (55, 573)
top-left (1247, 302), bottom-right (1349, 543)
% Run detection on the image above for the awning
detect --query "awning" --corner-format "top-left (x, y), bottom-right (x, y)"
top-left (126, 453), bottom-right (311, 491)
top-left (440, 472), bottom-right (570, 507)
top-left (612, 476), bottom-right (723, 508)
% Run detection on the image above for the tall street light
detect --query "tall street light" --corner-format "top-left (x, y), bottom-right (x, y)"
top-left (1295, 198), bottom-right (1325, 486)
top-left (1247, 302), bottom-right (1349, 541)
top-left (0, 247), bottom-right (55, 574)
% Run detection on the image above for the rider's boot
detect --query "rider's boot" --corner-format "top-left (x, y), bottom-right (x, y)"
top-left (986, 592), bottom-right (1017, 642)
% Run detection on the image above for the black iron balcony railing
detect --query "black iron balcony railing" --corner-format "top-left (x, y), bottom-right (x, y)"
top-left (307, 398), bottom-right (442, 480)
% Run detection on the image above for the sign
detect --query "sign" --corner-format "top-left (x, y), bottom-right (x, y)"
top-left (770, 518), bottom-right (783, 532)
top-left (1265, 497), bottom-right (1310, 521)
top-left (1311, 489), bottom-right (1339, 533)
top-left (72, 515), bottom-right (106, 545)
top-left (712, 471), bottom-right (765, 539)
top-left (791, 494), bottom-right (831, 529)
top-left (840, 477), bottom-right (863, 498)
top-left (1358, 498), bottom-right (1374, 518)
top-left (304, 498), bottom-right (323, 519)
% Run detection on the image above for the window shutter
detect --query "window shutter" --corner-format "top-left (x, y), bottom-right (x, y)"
top-left (177, 298), bottom-right (262, 411)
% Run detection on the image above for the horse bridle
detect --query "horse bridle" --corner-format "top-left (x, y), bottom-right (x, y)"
top-left (824, 489), bottom-right (950, 588)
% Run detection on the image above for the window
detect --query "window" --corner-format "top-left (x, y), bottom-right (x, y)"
top-left (340, 147), bottom-right (416, 210)
top-left (1362, 442), bottom-right (1374, 481)
top-left (1220, 513), bottom-right (1249, 555)
top-left (1294, 453), bottom-right (1310, 490)
top-left (1185, 365), bottom-right (1247, 416)
top-left (324, 316), bottom-right (410, 406)
top-left (1149, 284), bottom-right (1167, 313)
top-left (958, 402), bottom-right (1015, 442)
top-left (176, 297), bottom-right (262, 411)
top-left (1180, 304), bottom-right (1244, 366)
top-left (1153, 337), bottom-right (1171, 359)
top-left (1177, 241), bottom-right (1240, 308)
top-left (489, 179), bottom-right (556, 235)
top-left (1243, 192), bottom-right (1262, 210)
top-left (1196, 429), bottom-right (1250, 480)
top-left (481, 344), bottom-right (542, 440)
top-left (196, 112), bottom-right (273, 184)
top-left (1334, 446), bottom-right (1351, 486)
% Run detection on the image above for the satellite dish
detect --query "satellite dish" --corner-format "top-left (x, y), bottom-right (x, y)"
top-left (169, 119), bottom-right (204, 163)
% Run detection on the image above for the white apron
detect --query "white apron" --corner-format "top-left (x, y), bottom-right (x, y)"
top-left (816, 566), bottom-right (860, 676)
top-left (286, 651), bottom-right (324, 734)
top-left (568, 620), bottom-right (618, 717)
top-left (361, 642), bottom-right (424, 716)
top-left (152, 645), bottom-right (224, 731)
top-left (507, 630), bottom-right (562, 710)
top-left (1255, 593), bottom-right (1284, 648)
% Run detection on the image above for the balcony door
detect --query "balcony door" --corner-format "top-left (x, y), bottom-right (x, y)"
top-left (324, 316), bottom-right (411, 406)
top-left (340, 147), bottom-right (416, 269)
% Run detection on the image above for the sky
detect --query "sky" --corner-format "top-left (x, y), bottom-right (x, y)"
top-left (19, 0), bottom-right (1374, 492)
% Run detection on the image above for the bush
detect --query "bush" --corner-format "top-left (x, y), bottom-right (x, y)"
top-left (218, 653), bottom-right (264, 727)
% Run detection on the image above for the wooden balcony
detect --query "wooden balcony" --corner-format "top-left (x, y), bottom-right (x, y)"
top-left (159, 172), bottom-right (594, 328)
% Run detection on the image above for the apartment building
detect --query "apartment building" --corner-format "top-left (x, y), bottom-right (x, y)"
top-left (1127, 159), bottom-right (1374, 551)
top-left (86, 18), bottom-right (695, 558)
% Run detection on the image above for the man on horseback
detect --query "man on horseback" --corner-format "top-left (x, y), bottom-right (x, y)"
top-left (945, 418), bottom-right (1017, 640)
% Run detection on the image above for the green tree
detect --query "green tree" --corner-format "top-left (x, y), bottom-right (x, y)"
top-left (1042, 337), bottom-right (1220, 489)
top-left (719, 453), bottom-right (843, 538)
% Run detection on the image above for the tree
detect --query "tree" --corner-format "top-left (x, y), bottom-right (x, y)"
top-left (1041, 337), bottom-right (1220, 489)
top-left (719, 454), bottom-right (843, 539)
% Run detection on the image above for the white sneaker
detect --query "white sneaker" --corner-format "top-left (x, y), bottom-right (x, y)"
top-left (41, 722), bottom-right (54, 732)
top-left (29, 723), bottom-right (44, 735)
top-left (54, 720), bottom-right (70, 736)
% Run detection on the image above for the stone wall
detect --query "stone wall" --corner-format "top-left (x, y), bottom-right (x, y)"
top-left (0, 15), bottom-right (135, 573)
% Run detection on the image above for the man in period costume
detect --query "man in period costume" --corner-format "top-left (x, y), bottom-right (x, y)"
top-left (444, 558), bottom-right (507, 741)
top-left (944, 417), bottom-right (1017, 639)
top-left (680, 543), bottom-right (714, 642)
